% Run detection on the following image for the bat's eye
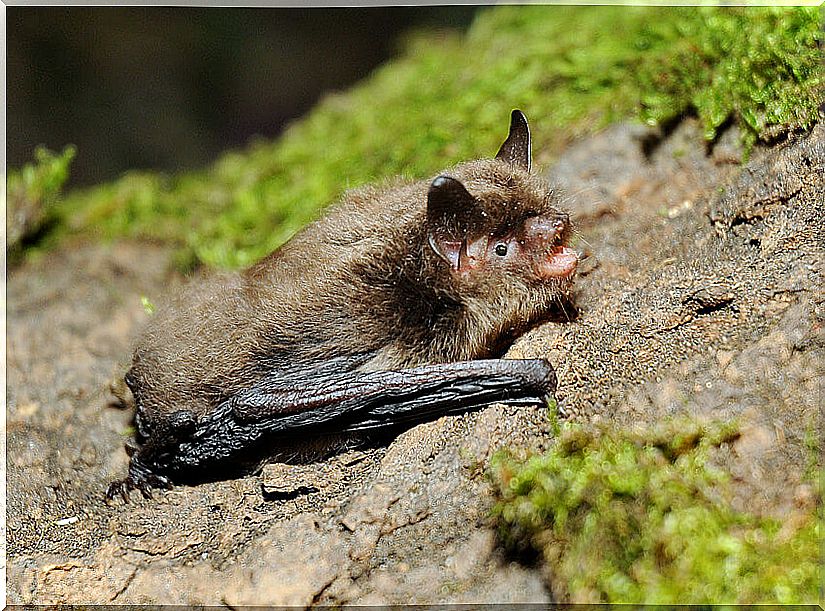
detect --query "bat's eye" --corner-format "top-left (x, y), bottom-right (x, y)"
top-left (495, 243), bottom-right (508, 256)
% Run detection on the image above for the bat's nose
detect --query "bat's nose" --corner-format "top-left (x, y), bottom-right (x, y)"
top-left (551, 212), bottom-right (570, 233)
top-left (524, 212), bottom-right (569, 243)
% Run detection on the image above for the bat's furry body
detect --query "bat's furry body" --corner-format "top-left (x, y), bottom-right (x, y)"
top-left (108, 111), bottom-right (577, 500)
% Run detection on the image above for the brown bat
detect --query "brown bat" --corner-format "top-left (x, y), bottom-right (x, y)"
top-left (107, 110), bottom-right (578, 501)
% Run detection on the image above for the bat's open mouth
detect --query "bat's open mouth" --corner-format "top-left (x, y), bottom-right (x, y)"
top-left (539, 245), bottom-right (578, 278)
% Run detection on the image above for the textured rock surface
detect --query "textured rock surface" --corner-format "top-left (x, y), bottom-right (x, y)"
top-left (7, 117), bottom-right (822, 605)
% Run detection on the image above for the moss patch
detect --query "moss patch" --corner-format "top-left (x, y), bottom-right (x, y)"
top-left (20, 6), bottom-right (824, 268)
top-left (636, 7), bottom-right (824, 150)
top-left (7, 146), bottom-right (76, 260)
top-left (490, 419), bottom-right (822, 604)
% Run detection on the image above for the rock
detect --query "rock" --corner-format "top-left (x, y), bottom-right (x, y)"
top-left (7, 118), bottom-right (823, 604)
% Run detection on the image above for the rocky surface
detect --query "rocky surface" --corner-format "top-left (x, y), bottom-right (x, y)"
top-left (7, 117), bottom-right (822, 605)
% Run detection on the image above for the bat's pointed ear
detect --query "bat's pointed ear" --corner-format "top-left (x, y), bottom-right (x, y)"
top-left (427, 175), bottom-right (483, 270)
top-left (495, 109), bottom-right (531, 172)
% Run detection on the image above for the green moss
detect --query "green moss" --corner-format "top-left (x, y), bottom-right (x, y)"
top-left (140, 295), bottom-right (157, 315)
top-left (636, 7), bottom-right (823, 152)
top-left (7, 145), bottom-right (76, 258)
top-left (490, 419), bottom-right (822, 604)
top-left (34, 7), bottom-right (825, 268)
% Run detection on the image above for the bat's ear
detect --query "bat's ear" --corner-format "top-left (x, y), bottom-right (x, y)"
top-left (495, 109), bottom-right (531, 172)
top-left (427, 175), bottom-right (483, 270)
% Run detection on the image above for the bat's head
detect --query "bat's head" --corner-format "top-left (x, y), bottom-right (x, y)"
top-left (426, 110), bottom-right (578, 323)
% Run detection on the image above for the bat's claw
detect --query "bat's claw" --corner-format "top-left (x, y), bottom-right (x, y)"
top-left (105, 479), bottom-right (132, 504)
top-left (104, 461), bottom-right (171, 504)
top-left (104, 479), bottom-right (129, 504)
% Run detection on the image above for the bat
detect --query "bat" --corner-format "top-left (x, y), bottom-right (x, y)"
top-left (107, 110), bottom-right (578, 501)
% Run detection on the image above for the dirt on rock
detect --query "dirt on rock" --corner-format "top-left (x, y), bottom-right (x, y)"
top-left (7, 117), bottom-right (823, 605)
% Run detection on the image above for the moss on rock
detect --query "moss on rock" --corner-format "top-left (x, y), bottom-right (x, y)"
top-left (490, 419), bottom-right (822, 604)
top-left (7, 145), bottom-right (75, 259)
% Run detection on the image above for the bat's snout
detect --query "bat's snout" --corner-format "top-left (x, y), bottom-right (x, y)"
top-left (523, 212), bottom-right (570, 246)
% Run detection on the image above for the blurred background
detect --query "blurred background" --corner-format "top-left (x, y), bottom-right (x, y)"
top-left (8, 6), bottom-right (478, 187)
top-left (10, 6), bottom-right (819, 271)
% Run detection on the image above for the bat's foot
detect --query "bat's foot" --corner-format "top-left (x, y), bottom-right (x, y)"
top-left (105, 457), bottom-right (172, 504)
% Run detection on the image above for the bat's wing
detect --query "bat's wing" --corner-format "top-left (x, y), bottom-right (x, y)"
top-left (107, 358), bottom-right (556, 501)
top-left (175, 359), bottom-right (555, 466)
